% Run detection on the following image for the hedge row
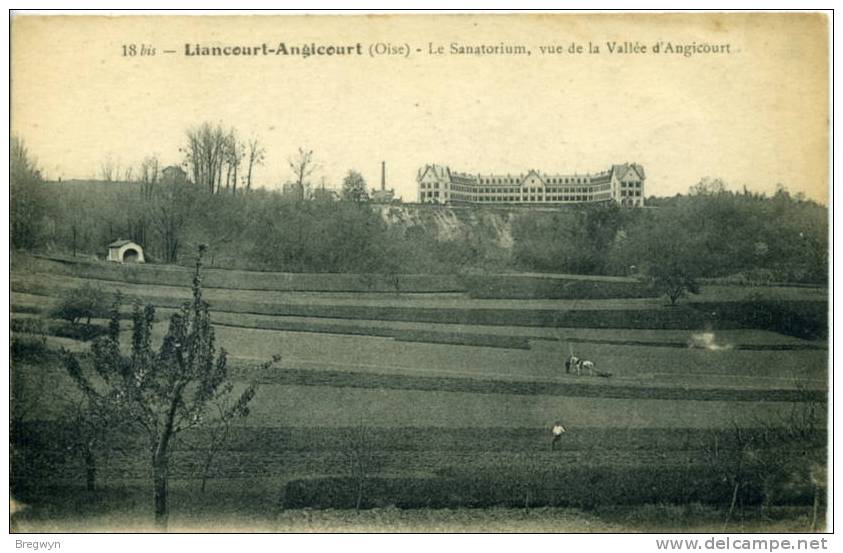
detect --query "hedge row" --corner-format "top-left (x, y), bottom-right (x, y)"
top-left (27, 255), bottom-right (463, 293)
top-left (281, 465), bottom-right (799, 510)
top-left (231, 304), bottom-right (716, 330)
top-left (25, 255), bottom-right (660, 299)
top-left (10, 318), bottom-right (108, 341)
top-left (461, 274), bottom-right (656, 300)
top-left (215, 320), bottom-right (530, 350)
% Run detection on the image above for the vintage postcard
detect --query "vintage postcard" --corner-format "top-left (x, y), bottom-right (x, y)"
top-left (9, 12), bottom-right (829, 534)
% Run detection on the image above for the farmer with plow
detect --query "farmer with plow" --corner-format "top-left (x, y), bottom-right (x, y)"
top-left (563, 344), bottom-right (611, 378)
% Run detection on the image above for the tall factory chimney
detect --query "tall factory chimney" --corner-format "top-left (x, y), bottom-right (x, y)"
top-left (381, 161), bottom-right (386, 191)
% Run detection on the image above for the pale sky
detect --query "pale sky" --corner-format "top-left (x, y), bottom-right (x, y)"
top-left (11, 13), bottom-right (829, 203)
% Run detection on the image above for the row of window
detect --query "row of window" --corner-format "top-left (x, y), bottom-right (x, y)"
top-left (422, 193), bottom-right (614, 203)
top-left (478, 176), bottom-right (595, 185)
top-left (423, 183), bottom-right (617, 194)
top-left (422, 181), bottom-right (638, 199)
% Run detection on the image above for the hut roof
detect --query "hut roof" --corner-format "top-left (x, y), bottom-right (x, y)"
top-left (107, 239), bottom-right (138, 249)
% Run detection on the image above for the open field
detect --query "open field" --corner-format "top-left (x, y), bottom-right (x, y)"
top-left (10, 259), bottom-right (828, 529)
top-left (13, 312), bottom-right (827, 394)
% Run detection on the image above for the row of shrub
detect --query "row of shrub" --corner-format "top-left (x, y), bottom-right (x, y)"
top-left (11, 317), bottom-right (108, 341)
top-left (280, 463), bottom-right (816, 510)
top-left (27, 255), bottom-right (464, 293)
top-left (461, 274), bottom-right (656, 300)
top-left (25, 255), bottom-right (660, 300)
top-left (214, 302), bottom-right (718, 329)
top-left (392, 329), bottom-right (529, 349)
top-left (215, 319), bottom-right (531, 350)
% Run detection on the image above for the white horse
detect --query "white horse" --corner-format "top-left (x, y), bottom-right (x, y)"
top-left (578, 359), bottom-right (595, 376)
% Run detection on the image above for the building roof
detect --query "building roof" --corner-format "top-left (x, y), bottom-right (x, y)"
top-left (419, 163), bottom-right (646, 185)
top-left (418, 164), bottom-right (452, 182)
top-left (612, 163), bottom-right (646, 180)
top-left (107, 239), bottom-right (139, 249)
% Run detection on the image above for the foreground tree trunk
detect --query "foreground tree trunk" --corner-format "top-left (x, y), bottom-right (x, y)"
top-left (152, 386), bottom-right (184, 531)
top-left (153, 451), bottom-right (169, 530)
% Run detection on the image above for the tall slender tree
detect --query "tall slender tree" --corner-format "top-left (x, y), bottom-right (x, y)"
top-left (184, 123), bottom-right (228, 194)
top-left (10, 135), bottom-right (46, 249)
top-left (288, 147), bottom-right (316, 200)
top-left (245, 138), bottom-right (265, 191)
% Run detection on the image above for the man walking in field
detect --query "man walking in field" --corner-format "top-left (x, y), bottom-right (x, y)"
top-left (551, 421), bottom-right (566, 451)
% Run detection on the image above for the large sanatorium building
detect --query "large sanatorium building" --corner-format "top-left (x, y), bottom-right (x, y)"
top-left (416, 163), bottom-right (646, 207)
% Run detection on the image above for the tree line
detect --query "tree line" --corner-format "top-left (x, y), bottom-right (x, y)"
top-left (11, 131), bottom-right (828, 284)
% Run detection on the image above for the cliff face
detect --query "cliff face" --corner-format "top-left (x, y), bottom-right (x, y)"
top-left (375, 205), bottom-right (515, 250)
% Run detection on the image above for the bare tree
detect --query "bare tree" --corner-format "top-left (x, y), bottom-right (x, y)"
top-left (288, 147), bottom-right (316, 200)
top-left (194, 357), bottom-right (276, 494)
top-left (139, 156), bottom-right (160, 199)
top-left (689, 177), bottom-right (728, 196)
top-left (99, 156), bottom-right (119, 182)
top-left (124, 166), bottom-right (134, 182)
top-left (184, 122), bottom-right (229, 194)
top-left (150, 178), bottom-right (190, 263)
top-left (245, 138), bottom-right (265, 191)
top-left (224, 131), bottom-right (244, 195)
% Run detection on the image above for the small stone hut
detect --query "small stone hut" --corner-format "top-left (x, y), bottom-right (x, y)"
top-left (107, 239), bottom-right (145, 264)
